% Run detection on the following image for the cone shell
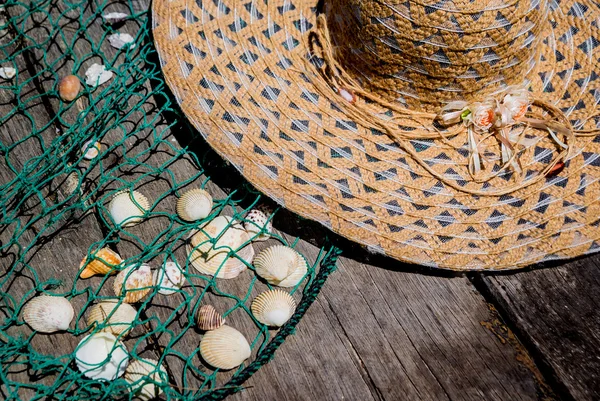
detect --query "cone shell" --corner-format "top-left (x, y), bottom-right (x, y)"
top-left (253, 245), bottom-right (308, 287)
top-left (108, 190), bottom-right (150, 227)
top-left (87, 300), bottom-right (138, 336)
top-left (251, 290), bottom-right (296, 327)
top-left (125, 358), bottom-right (168, 400)
top-left (80, 247), bottom-right (122, 279)
top-left (23, 295), bottom-right (74, 333)
top-left (113, 264), bottom-right (153, 303)
top-left (153, 261), bottom-right (184, 295)
top-left (197, 305), bottom-right (225, 331)
top-left (200, 325), bottom-right (251, 370)
top-left (76, 332), bottom-right (129, 380)
top-left (176, 188), bottom-right (213, 221)
top-left (187, 216), bottom-right (254, 279)
top-left (243, 209), bottom-right (272, 241)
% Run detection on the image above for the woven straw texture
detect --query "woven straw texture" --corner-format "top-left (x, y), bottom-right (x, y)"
top-left (152, 0), bottom-right (600, 270)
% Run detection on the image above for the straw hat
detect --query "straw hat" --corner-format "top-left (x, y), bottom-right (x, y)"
top-left (152, 0), bottom-right (600, 270)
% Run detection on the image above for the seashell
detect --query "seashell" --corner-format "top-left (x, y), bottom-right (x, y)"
top-left (23, 295), bottom-right (74, 333)
top-left (85, 63), bottom-right (113, 87)
top-left (108, 33), bottom-right (136, 50)
top-left (253, 245), bottom-right (308, 287)
top-left (108, 190), bottom-right (150, 227)
top-left (87, 300), bottom-right (138, 336)
top-left (0, 66), bottom-right (16, 79)
top-left (196, 305), bottom-right (225, 331)
top-left (58, 75), bottom-right (81, 101)
top-left (102, 12), bottom-right (128, 24)
top-left (81, 140), bottom-right (101, 160)
top-left (152, 261), bottom-right (184, 295)
top-left (76, 332), bottom-right (129, 380)
top-left (243, 209), bottom-right (272, 241)
top-left (79, 247), bottom-right (123, 279)
top-left (113, 264), bottom-right (153, 303)
top-left (251, 289), bottom-right (296, 327)
top-left (187, 216), bottom-right (254, 279)
top-left (125, 358), bottom-right (168, 400)
top-left (199, 325), bottom-right (251, 370)
top-left (176, 188), bottom-right (213, 221)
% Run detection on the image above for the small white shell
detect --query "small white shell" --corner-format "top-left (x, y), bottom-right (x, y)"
top-left (243, 209), bottom-right (272, 241)
top-left (85, 63), bottom-right (113, 87)
top-left (113, 264), bottom-right (153, 303)
top-left (196, 305), bottom-right (225, 331)
top-left (200, 325), bottom-right (251, 370)
top-left (152, 261), bottom-right (184, 295)
top-left (253, 245), bottom-right (308, 287)
top-left (102, 12), bottom-right (128, 24)
top-left (75, 332), bottom-right (129, 380)
top-left (108, 33), bottom-right (136, 49)
top-left (176, 188), bottom-right (213, 221)
top-left (251, 289), bottom-right (296, 327)
top-left (108, 190), bottom-right (150, 227)
top-left (87, 300), bottom-right (138, 336)
top-left (23, 295), bottom-right (74, 333)
top-left (0, 66), bottom-right (16, 79)
top-left (82, 140), bottom-right (101, 160)
top-left (125, 358), bottom-right (168, 400)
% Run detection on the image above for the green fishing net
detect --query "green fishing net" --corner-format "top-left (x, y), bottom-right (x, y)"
top-left (0, 0), bottom-right (340, 399)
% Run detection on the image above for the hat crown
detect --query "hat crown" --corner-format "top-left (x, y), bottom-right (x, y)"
top-left (325, 0), bottom-right (548, 110)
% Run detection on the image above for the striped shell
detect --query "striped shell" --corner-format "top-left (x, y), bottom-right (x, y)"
top-left (75, 332), bottom-right (129, 380)
top-left (196, 305), bottom-right (225, 331)
top-left (187, 216), bottom-right (254, 279)
top-left (113, 264), bottom-right (153, 303)
top-left (176, 188), bottom-right (213, 221)
top-left (86, 300), bottom-right (138, 336)
top-left (253, 245), bottom-right (308, 287)
top-left (200, 325), bottom-right (251, 370)
top-left (79, 247), bottom-right (122, 279)
top-left (23, 295), bottom-right (74, 333)
top-left (108, 190), bottom-right (150, 227)
top-left (251, 289), bottom-right (296, 327)
top-left (125, 358), bottom-right (168, 400)
top-left (243, 209), bottom-right (272, 241)
top-left (152, 261), bottom-right (184, 295)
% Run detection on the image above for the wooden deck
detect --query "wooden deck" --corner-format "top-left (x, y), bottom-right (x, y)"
top-left (1, 1), bottom-right (599, 400)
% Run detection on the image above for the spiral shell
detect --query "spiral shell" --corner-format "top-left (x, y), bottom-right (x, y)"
top-left (187, 216), bottom-right (254, 279)
top-left (86, 300), bottom-right (138, 336)
top-left (113, 264), bottom-right (153, 303)
top-left (176, 188), bottom-right (213, 221)
top-left (251, 289), bottom-right (296, 327)
top-left (152, 261), bottom-right (184, 295)
top-left (22, 295), bottom-right (74, 333)
top-left (243, 209), bottom-right (272, 241)
top-left (75, 332), bottom-right (129, 380)
top-left (253, 245), bottom-right (308, 287)
top-left (79, 247), bottom-right (122, 279)
top-left (125, 358), bottom-right (168, 400)
top-left (196, 305), bottom-right (225, 331)
top-left (108, 190), bottom-right (150, 227)
top-left (200, 325), bottom-right (251, 370)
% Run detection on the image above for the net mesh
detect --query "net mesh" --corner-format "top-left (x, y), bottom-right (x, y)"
top-left (0, 0), bottom-right (340, 399)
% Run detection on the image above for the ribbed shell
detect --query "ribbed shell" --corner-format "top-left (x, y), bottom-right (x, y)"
top-left (200, 325), bottom-right (251, 370)
top-left (176, 188), bottom-right (213, 221)
top-left (22, 295), bottom-right (74, 333)
top-left (86, 300), bottom-right (138, 336)
top-left (251, 289), bottom-right (296, 327)
top-left (186, 216), bottom-right (254, 279)
top-left (196, 305), bottom-right (225, 331)
top-left (152, 261), bottom-right (184, 295)
top-left (108, 190), bottom-right (150, 227)
top-left (79, 247), bottom-right (122, 279)
top-left (253, 245), bottom-right (307, 287)
top-left (125, 358), bottom-right (168, 400)
top-left (75, 332), bottom-right (129, 380)
top-left (113, 264), bottom-right (153, 303)
top-left (243, 209), bottom-right (272, 241)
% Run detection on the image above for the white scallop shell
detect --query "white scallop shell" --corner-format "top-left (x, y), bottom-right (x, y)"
top-left (0, 66), bottom-right (16, 79)
top-left (199, 325), bottom-right (251, 370)
top-left (243, 209), bottom-right (272, 241)
top-left (75, 332), bottom-right (129, 380)
top-left (108, 33), bottom-right (135, 49)
top-left (23, 295), bottom-right (74, 333)
top-left (187, 216), bottom-right (254, 279)
top-left (85, 63), bottom-right (113, 87)
top-left (108, 190), bottom-right (150, 227)
top-left (125, 358), bottom-right (168, 400)
top-left (87, 300), bottom-right (138, 336)
top-left (152, 261), bottom-right (184, 295)
top-left (113, 264), bottom-right (153, 303)
top-left (251, 289), bottom-right (296, 327)
top-left (253, 245), bottom-right (307, 287)
top-left (82, 140), bottom-right (101, 160)
top-left (176, 188), bottom-right (213, 221)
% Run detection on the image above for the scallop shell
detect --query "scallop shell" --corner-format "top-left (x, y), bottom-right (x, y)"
top-left (251, 290), bottom-right (296, 327)
top-left (85, 63), bottom-right (113, 87)
top-left (196, 305), bottom-right (225, 331)
top-left (152, 261), bottom-right (184, 295)
top-left (253, 245), bottom-right (308, 287)
top-left (80, 247), bottom-right (122, 279)
top-left (108, 190), bottom-right (150, 227)
top-left (199, 325), bottom-right (251, 370)
top-left (243, 209), bottom-right (272, 241)
top-left (125, 358), bottom-right (168, 400)
top-left (82, 140), bottom-right (101, 160)
top-left (23, 295), bottom-right (74, 333)
top-left (113, 264), bottom-right (153, 303)
top-left (87, 300), bottom-right (138, 336)
top-left (176, 188), bottom-right (213, 221)
top-left (76, 332), bottom-right (129, 380)
top-left (187, 216), bottom-right (254, 279)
